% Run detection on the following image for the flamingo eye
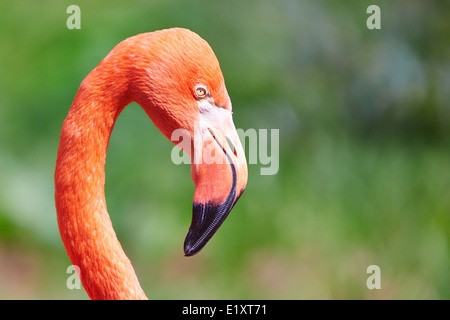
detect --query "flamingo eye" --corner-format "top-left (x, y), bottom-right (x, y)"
top-left (194, 85), bottom-right (208, 99)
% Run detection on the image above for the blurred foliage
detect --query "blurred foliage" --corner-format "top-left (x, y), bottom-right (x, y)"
top-left (0, 0), bottom-right (449, 299)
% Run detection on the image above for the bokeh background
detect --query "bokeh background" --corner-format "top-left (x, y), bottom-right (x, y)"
top-left (0, 0), bottom-right (449, 299)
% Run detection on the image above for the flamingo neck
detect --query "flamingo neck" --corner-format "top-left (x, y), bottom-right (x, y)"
top-left (55, 68), bottom-right (147, 300)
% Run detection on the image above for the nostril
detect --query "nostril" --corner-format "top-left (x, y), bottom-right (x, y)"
top-left (207, 128), bottom-right (237, 157)
top-left (227, 137), bottom-right (237, 157)
top-left (207, 128), bottom-right (216, 140)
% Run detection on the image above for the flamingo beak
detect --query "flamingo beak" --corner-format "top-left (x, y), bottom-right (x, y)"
top-left (184, 106), bottom-right (247, 256)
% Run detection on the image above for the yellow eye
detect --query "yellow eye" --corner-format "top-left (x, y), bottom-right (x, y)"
top-left (194, 85), bottom-right (208, 99)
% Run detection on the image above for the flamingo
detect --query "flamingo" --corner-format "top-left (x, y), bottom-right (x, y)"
top-left (54, 28), bottom-right (248, 300)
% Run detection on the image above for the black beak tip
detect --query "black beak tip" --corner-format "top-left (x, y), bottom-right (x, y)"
top-left (184, 188), bottom-right (246, 257)
top-left (184, 228), bottom-right (204, 256)
top-left (183, 198), bottom-right (236, 257)
top-left (183, 242), bottom-right (199, 257)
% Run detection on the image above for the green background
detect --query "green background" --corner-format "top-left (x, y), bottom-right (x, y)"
top-left (0, 0), bottom-right (449, 299)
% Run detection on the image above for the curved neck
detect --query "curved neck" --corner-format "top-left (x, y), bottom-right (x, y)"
top-left (55, 68), bottom-right (147, 299)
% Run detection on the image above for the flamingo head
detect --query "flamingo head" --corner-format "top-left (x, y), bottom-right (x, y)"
top-left (125, 28), bottom-right (247, 256)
